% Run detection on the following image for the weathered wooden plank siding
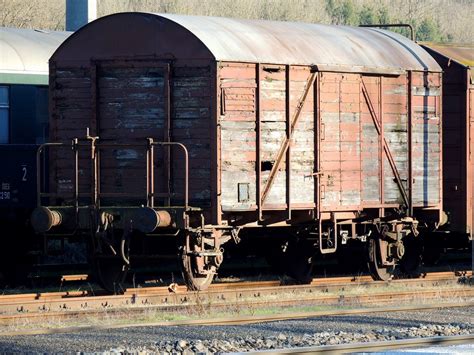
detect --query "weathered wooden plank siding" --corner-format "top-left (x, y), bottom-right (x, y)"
top-left (411, 72), bottom-right (441, 206)
top-left (50, 63), bottom-right (212, 207)
top-left (51, 67), bottom-right (93, 198)
top-left (219, 63), bottom-right (257, 210)
top-left (260, 66), bottom-right (287, 206)
top-left (288, 67), bottom-right (315, 205)
top-left (320, 73), bottom-right (361, 210)
top-left (171, 65), bottom-right (212, 206)
top-left (97, 66), bottom-right (165, 203)
top-left (219, 63), bottom-right (316, 211)
top-left (360, 76), bottom-right (380, 203)
top-left (382, 75), bottom-right (408, 205)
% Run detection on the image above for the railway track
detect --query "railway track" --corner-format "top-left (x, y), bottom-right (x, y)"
top-left (2, 302), bottom-right (474, 337)
top-left (256, 334), bottom-right (474, 354)
top-left (0, 271), bottom-right (471, 325)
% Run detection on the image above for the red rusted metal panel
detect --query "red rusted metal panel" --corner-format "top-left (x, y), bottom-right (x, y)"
top-left (469, 80), bottom-right (473, 237)
top-left (422, 44), bottom-right (472, 237)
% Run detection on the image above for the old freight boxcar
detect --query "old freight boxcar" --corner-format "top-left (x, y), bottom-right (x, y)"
top-left (422, 43), bottom-right (473, 244)
top-left (32, 13), bottom-right (444, 291)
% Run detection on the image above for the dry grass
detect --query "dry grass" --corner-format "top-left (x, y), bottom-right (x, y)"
top-left (0, 281), bottom-right (472, 334)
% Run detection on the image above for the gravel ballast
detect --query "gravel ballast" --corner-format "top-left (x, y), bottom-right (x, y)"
top-left (0, 306), bottom-right (472, 353)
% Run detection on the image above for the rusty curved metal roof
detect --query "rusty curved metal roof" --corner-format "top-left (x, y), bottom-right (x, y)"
top-left (51, 13), bottom-right (440, 73)
top-left (421, 42), bottom-right (474, 68)
top-left (159, 14), bottom-right (441, 73)
top-left (0, 27), bottom-right (71, 79)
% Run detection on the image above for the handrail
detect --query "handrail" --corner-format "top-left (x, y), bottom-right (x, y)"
top-left (150, 140), bottom-right (189, 210)
top-left (36, 137), bottom-right (190, 211)
top-left (359, 24), bottom-right (416, 42)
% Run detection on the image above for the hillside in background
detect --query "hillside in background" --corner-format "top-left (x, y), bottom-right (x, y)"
top-left (1, 0), bottom-right (473, 43)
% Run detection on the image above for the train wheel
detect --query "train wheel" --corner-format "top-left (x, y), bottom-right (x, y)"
top-left (399, 235), bottom-right (422, 275)
top-left (422, 245), bottom-right (442, 265)
top-left (92, 230), bottom-right (131, 294)
top-left (336, 239), bottom-right (366, 274)
top-left (285, 238), bottom-right (314, 284)
top-left (181, 233), bottom-right (219, 291)
top-left (94, 257), bottom-right (128, 294)
top-left (263, 241), bottom-right (286, 273)
top-left (367, 238), bottom-right (395, 281)
top-left (421, 233), bottom-right (443, 266)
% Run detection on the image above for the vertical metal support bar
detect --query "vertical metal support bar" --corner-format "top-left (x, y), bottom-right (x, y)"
top-left (379, 76), bottom-right (385, 217)
top-left (93, 140), bottom-right (98, 208)
top-left (408, 71), bottom-right (414, 216)
top-left (150, 140), bottom-right (155, 208)
top-left (469, 81), bottom-right (474, 240)
top-left (465, 71), bottom-right (472, 235)
top-left (36, 146), bottom-right (44, 207)
top-left (211, 62), bottom-right (221, 225)
top-left (146, 139), bottom-right (150, 207)
top-left (183, 145), bottom-right (189, 211)
top-left (164, 64), bottom-right (171, 206)
top-left (90, 62), bottom-right (99, 209)
top-left (438, 71), bottom-right (444, 222)
top-left (285, 65), bottom-right (291, 220)
top-left (48, 61), bottom-right (57, 201)
top-left (90, 63), bottom-right (98, 136)
top-left (96, 147), bottom-right (101, 208)
top-left (256, 63), bottom-right (262, 221)
top-left (73, 138), bottom-right (79, 211)
top-left (314, 72), bottom-right (321, 220)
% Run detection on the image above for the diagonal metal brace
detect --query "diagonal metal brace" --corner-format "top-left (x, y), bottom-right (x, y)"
top-left (361, 79), bottom-right (410, 210)
top-left (261, 71), bottom-right (317, 205)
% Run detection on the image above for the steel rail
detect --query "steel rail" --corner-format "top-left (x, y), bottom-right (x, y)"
top-left (0, 271), bottom-right (470, 305)
top-left (1, 285), bottom-right (473, 324)
top-left (1, 303), bottom-right (473, 337)
top-left (253, 334), bottom-right (474, 354)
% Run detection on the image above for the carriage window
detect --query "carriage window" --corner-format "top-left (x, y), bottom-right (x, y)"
top-left (0, 86), bottom-right (9, 144)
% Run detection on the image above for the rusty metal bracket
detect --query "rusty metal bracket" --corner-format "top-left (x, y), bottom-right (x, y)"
top-left (361, 78), bottom-right (411, 211)
top-left (261, 71), bottom-right (317, 205)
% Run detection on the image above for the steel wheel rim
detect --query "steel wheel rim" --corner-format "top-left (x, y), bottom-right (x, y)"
top-left (368, 238), bottom-right (395, 281)
top-left (94, 257), bottom-right (128, 294)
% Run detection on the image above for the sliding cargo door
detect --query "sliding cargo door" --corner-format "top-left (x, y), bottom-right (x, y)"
top-left (219, 63), bottom-right (316, 216)
top-left (318, 72), bottom-right (415, 213)
top-left (319, 72), bottom-right (362, 211)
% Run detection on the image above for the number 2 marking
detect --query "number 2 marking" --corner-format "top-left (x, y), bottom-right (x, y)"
top-left (22, 166), bottom-right (27, 181)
